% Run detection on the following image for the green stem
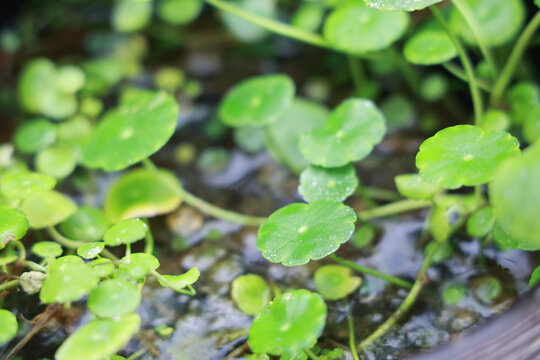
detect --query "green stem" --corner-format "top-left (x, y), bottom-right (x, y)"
top-left (431, 5), bottom-right (483, 125)
top-left (126, 349), bottom-right (147, 360)
top-left (451, 0), bottom-right (497, 78)
top-left (143, 218), bottom-right (154, 255)
top-left (389, 47), bottom-right (420, 93)
top-left (13, 240), bottom-right (26, 262)
top-left (347, 56), bottom-right (364, 96)
top-left (442, 62), bottom-right (491, 92)
top-left (329, 254), bottom-right (413, 289)
top-left (0, 279), bottom-right (20, 292)
top-left (125, 243), bottom-right (131, 262)
top-left (203, 0), bottom-right (330, 49)
top-left (363, 187), bottom-right (403, 202)
top-left (490, 11), bottom-right (540, 106)
top-left (178, 186), bottom-right (266, 226)
top-left (141, 158), bottom-right (158, 172)
top-left (149, 269), bottom-right (196, 296)
top-left (23, 260), bottom-right (46, 272)
top-left (348, 307), bottom-right (360, 360)
top-left (357, 241), bottom-right (441, 351)
top-left (304, 349), bottom-right (320, 360)
top-left (357, 199), bottom-right (431, 221)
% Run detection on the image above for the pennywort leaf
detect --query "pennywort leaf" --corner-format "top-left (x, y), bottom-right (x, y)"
top-left (314, 265), bottom-right (361, 301)
top-left (394, 173), bottom-right (440, 200)
top-left (13, 118), bottom-right (56, 154)
top-left (404, 28), bottom-right (457, 65)
top-left (0, 206), bottom-right (29, 247)
top-left (20, 190), bottom-right (77, 229)
top-left (88, 279), bottom-right (141, 318)
top-left (32, 241), bottom-right (63, 258)
top-left (231, 274), bottom-right (272, 315)
top-left (103, 218), bottom-right (147, 247)
top-left (0, 170), bottom-right (56, 199)
top-left (156, 267), bottom-right (200, 293)
top-left (0, 310), bottom-right (18, 345)
top-left (466, 206), bottom-right (495, 237)
top-left (298, 164), bottom-right (358, 203)
top-left (77, 242), bottom-right (105, 260)
top-left (59, 206), bottom-right (110, 242)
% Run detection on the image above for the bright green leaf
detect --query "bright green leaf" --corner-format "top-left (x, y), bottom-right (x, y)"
top-left (1, 170), bottom-right (56, 199)
top-left (507, 82), bottom-right (539, 125)
top-left (416, 125), bottom-right (520, 189)
top-left (158, 0), bottom-right (203, 25)
top-left (83, 91), bottom-right (179, 171)
top-left (36, 145), bottom-right (77, 179)
top-left (257, 200), bottom-right (357, 266)
top-left (104, 169), bottom-right (182, 222)
top-left (529, 265), bottom-right (540, 288)
top-left (112, 0), bottom-right (152, 33)
top-left (314, 265), bottom-right (361, 300)
top-left (466, 206), bottom-right (495, 237)
top-left (219, 74), bottom-right (295, 127)
top-left (0, 309), bottom-right (18, 345)
top-left (103, 218), bottom-right (147, 247)
top-left (121, 252), bottom-right (160, 272)
top-left (481, 109), bottom-right (510, 132)
top-left (60, 206), bottom-right (110, 242)
top-left (0, 206), bottom-right (28, 247)
top-left (77, 242), bottom-right (105, 260)
top-left (88, 279), bottom-right (141, 318)
top-left (248, 290), bottom-right (326, 355)
top-left (157, 267), bottom-right (200, 292)
top-left (13, 118), bottom-right (56, 154)
top-left (404, 28), bottom-right (457, 65)
top-left (523, 105), bottom-right (540, 144)
top-left (231, 274), bottom-right (272, 315)
top-left (20, 190), bottom-right (77, 229)
top-left (363, 0), bottom-right (443, 11)
top-left (299, 98), bottom-right (386, 168)
top-left (55, 314), bottom-right (140, 360)
top-left (32, 241), bottom-right (63, 258)
top-left (394, 173), bottom-right (440, 200)
top-left (298, 164), bottom-right (358, 203)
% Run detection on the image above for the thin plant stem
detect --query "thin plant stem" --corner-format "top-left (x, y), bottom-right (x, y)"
top-left (126, 348), bottom-right (147, 360)
top-left (23, 261), bottom-right (46, 272)
top-left (490, 11), bottom-right (540, 106)
top-left (357, 199), bottom-right (431, 221)
top-left (363, 187), bottom-right (403, 202)
top-left (141, 158), bottom-right (158, 172)
top-left (178, 186), bottom-right (267, 226)
top-left (13, 240), bottom-right (26, 262)
top-left (357, 241), bottom-right (441, 351)
top-left (348, 307), bottom-right (360, 360)
top-left (125, 243), bottom-right (131, 263)
top-left (203, 0), bottom-right (330, 49)
top-left (149, 269), bottom-right (196, 296)
top-left (430, 5), bottom-right (483, 125)
top-left (304, 349), bottom-right (320, 360)
top-left (0, 279), bottom-right (20, 292)
top-left (329, 254), bottom-right (413, 289)
top-left (143, 218), bottom-right (154, 255)
top-left (452, 0), bottom-right (497, 78)
top-left (347, 55), bottom-right (364, 96)
top-left (442, 62), bottom-right (491, 92)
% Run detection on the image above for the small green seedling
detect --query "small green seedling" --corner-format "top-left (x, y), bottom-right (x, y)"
top-left (231, 274), bottom-right (272, 315)
top-left (248, 290), bottom-right (327, 356)
top-left (156, 267), bottom-right (200, 294)
top-left (314, 265), bottom-right (362, 301)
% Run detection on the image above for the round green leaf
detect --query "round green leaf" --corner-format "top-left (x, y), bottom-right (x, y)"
top-left (0, 206), bottom-right (28, 247)
top-left (90, 258), bottom-right (116, 278)
top-left (530, 265), bottom-right (540, 288)
top-left (77, 242), bottom-right (105, 260)
top-left (257, 200), bottom-right (357, 266)
top-left (13, 119), bottom-right (56, 154)
top-left (0, 310), bottom-right (18, 345)
top-left (32, 241), bottom-right (63, 258)
top-left (299, 98), bottom-right (386, 168)
top-left (264, 98), bottom-right (329, 173)
top-left (394, 173), bottom-right (440, 200)
top-left (449, 0), bottom-right (525, 47)
top-left (404, 28), bottom-right (457, 65)
top-left (314, 265), bottom-right (361, 300)
top-left (1, 170), bottom-right (56, 199)
top-left (59, 206), bottom-right (110, 242)
top-left (121, 252), bottom-right (160, 272)
top-left (40, 257), bottom-right (99, 304)
top-left (219, 74), bottom-right (295, 127)
top-left (36, 145), bottom-right (77, 179)
top-left (88, 279), bottom-right (141, 318)
top-left (157, 267), bottom-right (200, 292)
top-left (298, 164), bottom-right (358, 203)
top-left (158, 0), bottom-right (203, 25)
top-left (83, 91), bottom-right (179, 171)
top-left (490, 142), bottom-right (540, 250)
top-left (104, 169), bottom-right (182, 222)
top-left (248, 290), bottom-right (327, 355)
top-left (20, 190), bottom-right (77, 229)
top-left (112, 0), bottom-right (152, 33)
top-left (364, 0), bottom-right (443, 11)
top-left (466, 206), bottom-right (495, 237)
top-left (481, 109), bottom-right (510, 132)
top-left (231, 274), bottom-right (272, 315)
top-left (56, 116), bottom-right (93, 144)
top-left (507, 82), bottom-right (539, 125)
top-left (220, 0), bottom-right (276, 43)
top-left (103, 218), bottom-right (148, 247)
top-left (416, 125), bottom-right (520, 189)
top-left (323, 2), bottom-right (409, 54)
top-left (56, 65), bottom-right (85, 94)
top-left (55, 314), bottom-right (141, 360)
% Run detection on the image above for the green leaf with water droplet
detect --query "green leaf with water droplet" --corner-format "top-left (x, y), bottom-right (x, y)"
top-left (264, 98), bottom-right (329, 173)
top-left (55, 314), bottom-right (140, 360)
top-left (416, 125), bottom-right (520, 189)
top-left (299, 98), bottom-right (386, 168)
top-left (1, 170), bottom-right (56, 200)
top-left (0, 310), bottom-right (18, 345)
top-left (299, 164), bottom-right (358, 203)
top-left (77, 242), bottom-right (105, 260)
top-left (83, 91), bottom-right (179, 171)
top-left (449, 0), bottom-right (525, 47)
top-left (0, 206), bottom-right (28, 248)
top-left (219, 74), bottom-right (295, 127)
top-left (404, 28), bottom-right (457, 65)
top-left (257, 200), bottom-right (356, 267)
top-left (324, 1), bottom-right (409, 54)
top-left (40, 256), bottom-right (99, 304)
top-left (104, 168), bottom-right (182, 222)
top-left (314, 265), bottom-right (361, 300)
top-left (248, 290), bottom-right (326, 355)
top-left (32, 241), bottom-right (63, 258)
top-left (231, 274), bottom-right (272, 315)
top-left (103, 218), bottom-right (147, 247)
top-left (364, 0), bottom-right (443, 11)
top-left (490, 142), bottom-right (540, 250)
top-left (88, 279), bottom-right (141, 318)
top-left (20, 190), bottom-right (77, 229)
top-left (394, 173), bottom-right (440, 200)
